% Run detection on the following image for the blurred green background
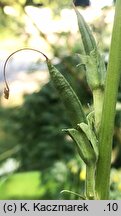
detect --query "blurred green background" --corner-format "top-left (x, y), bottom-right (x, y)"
top-left (0, 0), bottom-right (121, 200)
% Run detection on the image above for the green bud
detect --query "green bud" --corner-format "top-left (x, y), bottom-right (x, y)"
top-left (74, 6), bottom-right (106, 91)
top-left (74, 6), bottom-right (97, 55)
top-left (78, 49), bottom-right (106, 90)
top-left (77, 122), bottom-right (98, 160)
top-left (64, 128), bottom-right (97, 165)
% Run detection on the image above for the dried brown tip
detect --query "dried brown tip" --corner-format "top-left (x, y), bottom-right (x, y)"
top-left (4, 87), bottom-right (9, 99)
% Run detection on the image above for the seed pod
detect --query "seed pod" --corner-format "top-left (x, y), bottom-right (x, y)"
top-left (74, 5), bottom-right (97, 55)
top-left (74, 6), bottom-right (106, 91)
top-left (77, 122), bottom-right (98, 160)
top-left (64, 128), bottom-right (96, 165)
top-left (47, 59), bottom-right (87, 127)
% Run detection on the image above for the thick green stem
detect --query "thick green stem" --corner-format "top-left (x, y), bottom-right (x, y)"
top-left (86, 165), bottom-right (95, 199)
top-left (95, 0), bottom-right (121, 199)
top-left (93, 89), bottom-right (104, 133)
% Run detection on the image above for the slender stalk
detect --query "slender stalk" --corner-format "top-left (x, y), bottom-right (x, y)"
top-left (86, 165), bottom-right (96, 199)
top-left (95, 0), bottom-right (121, 199)
top-left (93, 89), bottom-right (104, 133)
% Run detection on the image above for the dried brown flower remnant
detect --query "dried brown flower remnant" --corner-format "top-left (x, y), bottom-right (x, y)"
top-left (4, 86), bottom-right (9, 99)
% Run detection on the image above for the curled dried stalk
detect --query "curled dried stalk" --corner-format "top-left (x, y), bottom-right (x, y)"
top-left (3, 47), bottom-right (87, 127)
top-left (3, 48), bottom-right (48, 99)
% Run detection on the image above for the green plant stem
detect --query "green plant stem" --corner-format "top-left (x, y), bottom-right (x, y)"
top-left (86, 165), bottom-right (95, 199)
top-left (93, 89), bottom-right (104, 133)
top-left (95, 0), bottom-right (121, 200)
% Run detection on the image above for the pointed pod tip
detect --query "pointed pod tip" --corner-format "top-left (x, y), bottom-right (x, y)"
top-left (42, 52), bottom-right (48, 61)
top-left (62, 129), bottom-right (71, 133)
top-left (60, 190), bottom-right (66, 194)
top-left (60, 189), bottom-right (86, 199)
top-left (72, 1), bottom-right (76, 9)
top-left (46, 58), bottom-right (53, 71)
top-left (73, 2), bottom-right (81, 16)
top-left (62, 128), bottom-right (75, 135)
top-left (73, 3), bottom-right (79, 15)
